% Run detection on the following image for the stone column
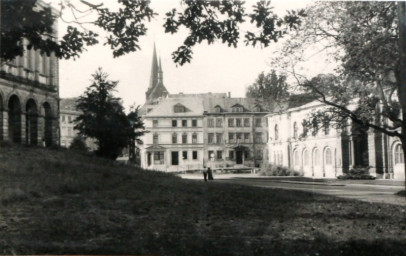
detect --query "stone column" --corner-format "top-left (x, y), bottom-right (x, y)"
top-left (20, 112), bottom-right (26, 144)
top-left (37, 115), bottom-right (45, 146)
top-left (1, 110), bottom-right (8, 141)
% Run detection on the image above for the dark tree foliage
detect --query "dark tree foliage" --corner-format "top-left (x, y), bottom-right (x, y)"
top-left (1, 0), bottom-right (305, 65)
top-left (246, 70), bottom-right (290, 110)
top-left (69, 135), bottom-right (89, 153)
top-left (74, 68), bottom-right (145, 160)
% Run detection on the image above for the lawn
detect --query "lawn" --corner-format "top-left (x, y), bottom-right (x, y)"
top-left (0, 142), bottom-right (405, 255)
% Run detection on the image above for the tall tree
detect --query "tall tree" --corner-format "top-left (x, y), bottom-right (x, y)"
top-left (74, 68), bottom-right (145, 159)
top-left (1, 0), bottom-right (305, 64)
top-left (246, 70), bottom-right (289, 110)
top-left (274, 1), bottom-right (406, 186)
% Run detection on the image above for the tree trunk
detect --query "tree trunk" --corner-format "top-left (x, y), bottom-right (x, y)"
top-left (397, 1), bottom-right (406, 189)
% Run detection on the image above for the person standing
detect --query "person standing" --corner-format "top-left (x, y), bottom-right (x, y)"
top-left (203, 169), bottom-right (208, 182)
top-left (207, 167), bottom-right (214, 180)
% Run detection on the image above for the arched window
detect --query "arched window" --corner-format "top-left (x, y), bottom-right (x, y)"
top-left (313, 148), bottom-right (320, 166)
top-left (293, 150), bottom-right (299, 166)
top-left (215, 106), bottom-right (222, 113)
top-left (303, 149), bottom-right (309, 166)
top-left (325, 148), bottom-right (332, 165)
top-left (394, 143), bottom-right (404, 164)
top-left (293, 122), bottom-right (298, 139)
top-left (172, 133), bottom-right (177, 144)
top-left (274, 124), bottom-right (279, 140)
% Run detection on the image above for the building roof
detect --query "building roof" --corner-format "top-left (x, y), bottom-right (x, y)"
top-left (203, 97), bottom-right (264, 113)
top-left (144, 96), bottom-right (205, 117)
top-left (60, 98), bottom-right (79, 112)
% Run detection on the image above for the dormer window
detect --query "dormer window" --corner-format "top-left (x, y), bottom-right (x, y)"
top-left (214, 105), bottom-right (222, 113)
top-left (254, 106), bottom-right (261, 112)
top-left (231, 104), bottom-right (244, 113)
top-left (174, 103), bottom-right (186, 113)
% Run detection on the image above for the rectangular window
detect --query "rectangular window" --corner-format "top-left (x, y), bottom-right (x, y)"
top-left (256, 150), bottom-right (263, 160)
top-left (153, 134), bottom-right (158, 144)
top-left (62, 115), bottom-right (65, 122)
top-left (207, 118), bottom-right (214, 127)
top-left (244, 118), bottom-right (250, 127)
top-left (255, 132), bottom-right (263, 143)
top-left (192, 133), bottom-right (197, 143)
top-left (216, 133), bottom-right (223, 144)
top-left (255, 118), bottom-right (262, 127)
top-left (229, 150), bottom-right (234, 160)
top-left (228, 133), bottom-right (234, 143)
top-left (153, 120), bottom-right (158, 127)
top-left (216, 118), bottom-right (222, 127)
top-left (228, 118), bottom-right (234, 127)
top-left (182, 120), bottom-right (187, 127)
top-left (182, 134), bottom-right (187, 144)
top-left (193, 151), bottom-right (198, 160)
top-left (217, 150), bottom-right (223, 160)
top-left (208, 133), bottom-right (214, 144)
top-left (154, 151), bottom-right (165, 165)
top-left (68, 116), bottom-right (72, 123)
top-left (236, 133), bottom-right (242, 142)
top-left (192, 120), bottom-right (197, 127)
top-left (236, 118), bottom-right (242, 127)
top-left (172, 134), bottom-right (177, 144)
top-left (182, 151), bottom-right (188, 160)
top-left (244, 133), bottom-right (250, 143)
top-left (172, 120), bottom-right (177, 127)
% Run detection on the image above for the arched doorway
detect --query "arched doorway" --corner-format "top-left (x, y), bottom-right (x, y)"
top-left (8, 95), bottom-right (22, 143)
top-left (392, 142), bottom-right (405, 180)
top-left (26, 99), bottom-right (38, 145)
top-left (351, 123), bottom-right (369, 167)
top-left (42, 102), bottom-right (53, 147)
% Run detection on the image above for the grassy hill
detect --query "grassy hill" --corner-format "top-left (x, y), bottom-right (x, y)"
top-left (0, 142), bottom-right (405, 255)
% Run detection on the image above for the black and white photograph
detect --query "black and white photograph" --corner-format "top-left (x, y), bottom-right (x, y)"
top-left (0, 0), bottom-right (405, 255)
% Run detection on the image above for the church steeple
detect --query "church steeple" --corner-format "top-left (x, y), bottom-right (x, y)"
top-left (158, 56), bottom-right (163, 84)
top-left (145, 43), bottom-right (169, 103)
top-left (148, 43), bottom-right (159, 89)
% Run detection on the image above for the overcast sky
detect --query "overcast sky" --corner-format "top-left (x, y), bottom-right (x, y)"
top-left (58, 0), bottom-right (334, 110)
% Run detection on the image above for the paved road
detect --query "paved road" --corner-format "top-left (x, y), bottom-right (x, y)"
top-left (180, 174), bottom-right (406, 206)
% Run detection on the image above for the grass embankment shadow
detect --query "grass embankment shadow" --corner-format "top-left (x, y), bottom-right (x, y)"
top-left (0, 143), bottom-right (405, 255)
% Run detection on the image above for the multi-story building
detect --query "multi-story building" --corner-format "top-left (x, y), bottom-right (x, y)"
top-left (0, 1), bottom-right (59, 146)
top-left (141, 94), bottom-right (206, 171)
top-left (267, 96), bottom-right (405, 180)
top-left (59, 98), bottom-right (96, 150)
top-left (203, 97), bottom-right (268, 169)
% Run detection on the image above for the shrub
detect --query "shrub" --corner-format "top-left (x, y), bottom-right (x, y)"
top-left (337, 167), bottom-right (375, 180)
top-left (69, 136), bottom-right (89, 153)
top-left (259, 163), bottom-right (302, 176)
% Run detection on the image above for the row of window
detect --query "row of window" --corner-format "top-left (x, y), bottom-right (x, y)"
top-left (214, 105), bottom-right (262, 113)
top-left (226, 118), bottom-right (263, 128)
top-left (61, 115), bottom-right (74, 123)
top-left (153, 133), bottom-right (199, 144)
top-left (155, 119), bottom-right (198, 128)
top-left (272, 121), bottom-right (330, 141)
top-left (207, 132), bottom-right (263, 144)
top-left (292, 147), bottom-right (333, 167)
top-left (147, 150), bottom-right (199, 165)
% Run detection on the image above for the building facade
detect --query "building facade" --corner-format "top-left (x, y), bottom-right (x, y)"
top-left (59, 98), bottom-right (97, 150)
top-left (267, 99), bottom-right (405, 180)
top-left (0, 1), bottom-right (59, 146)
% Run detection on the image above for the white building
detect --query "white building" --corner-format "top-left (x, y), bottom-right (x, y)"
top-left (267, 95), bottom-right (405, 180)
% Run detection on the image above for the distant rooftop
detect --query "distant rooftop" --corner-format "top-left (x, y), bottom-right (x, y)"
top-left (60, 98), bottom-right (79, 111)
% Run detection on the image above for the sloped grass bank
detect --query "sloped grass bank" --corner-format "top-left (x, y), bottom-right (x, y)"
top-left (0, 143), bottom-right (405, 255)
